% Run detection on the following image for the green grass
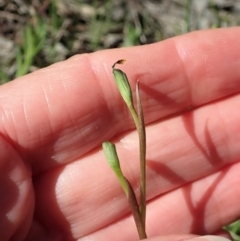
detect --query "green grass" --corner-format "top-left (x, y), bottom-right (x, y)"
top-left (16, 17), bottom-right (47, 77)
top-left (1, 0), bottom-right (239, 81)
top-left (225, 220), bottom-right (240, 241)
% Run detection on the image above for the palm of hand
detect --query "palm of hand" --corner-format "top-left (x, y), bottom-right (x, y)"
top-left (1, 28), bottom-right (240, 241)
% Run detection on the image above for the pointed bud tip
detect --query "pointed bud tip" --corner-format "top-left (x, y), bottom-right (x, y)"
top-left (112, 59), bottom-right (126, 69)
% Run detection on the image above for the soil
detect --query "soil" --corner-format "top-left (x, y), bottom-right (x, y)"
top-left (0, 0), bottom-right (239, 80)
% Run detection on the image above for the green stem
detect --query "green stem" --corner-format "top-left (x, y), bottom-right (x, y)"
top-left (102, 142), bottom-right (147, 239)
top-left (128, 103), bottom-right (139, 131)
top-left (108, 60), bottom-right (147, 238)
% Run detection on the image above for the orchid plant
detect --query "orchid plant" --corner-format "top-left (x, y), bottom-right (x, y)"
top-left (102, 60), bottom-right (147, 239)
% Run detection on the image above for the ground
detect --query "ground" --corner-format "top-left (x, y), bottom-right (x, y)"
top-left (0, 0), bottom-right (240, 82)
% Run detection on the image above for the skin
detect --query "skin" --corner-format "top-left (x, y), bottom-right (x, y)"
top-left (0, 27), bottom-right (240, 241)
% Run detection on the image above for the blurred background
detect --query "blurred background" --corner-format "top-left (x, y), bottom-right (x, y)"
top-left (0, 0), bottom-right (240, 238)
top-left (0, 0), bottom-right (240, 82)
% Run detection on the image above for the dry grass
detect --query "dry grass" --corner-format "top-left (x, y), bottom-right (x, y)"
top-left (0, 0), bottom-right (240, 81)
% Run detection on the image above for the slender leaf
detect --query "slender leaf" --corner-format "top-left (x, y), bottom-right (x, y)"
top-left (136, 80), bottom-right (147, 228)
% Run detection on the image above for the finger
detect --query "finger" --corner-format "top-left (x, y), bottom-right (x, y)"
top-left (33, 93), bottom-right (240, 239)
top-left (213, 230), bottom-right (232, 240)
top-left (0, 28), bottom-right (240, 173)
top-left (0, 136), bottom-right (33, 241)
top-left (142, 235), bottom-right (231, 241)
top-left (34, 155), bottom-right (240, 240)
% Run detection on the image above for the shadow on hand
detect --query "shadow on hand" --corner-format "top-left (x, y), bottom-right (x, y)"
top-left (141, 80), bottom-right (228, 234)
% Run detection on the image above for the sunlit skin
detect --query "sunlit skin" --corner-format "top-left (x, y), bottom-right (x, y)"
top-left (0, 27), bottom-right (240, 241)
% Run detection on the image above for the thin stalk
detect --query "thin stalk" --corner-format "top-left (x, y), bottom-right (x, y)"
top-left (126, 86), bottom-right (146, 228)
top-left (128, 103), bottom-right (139, 131)
top-left (125, 178), bottom-right (147, 239)
top-left (136, 80), bottom-right (146, 228)
top-left (105, 59), bottom-right (148, 239)
top-left (102, 142), bottom-right (147, 239)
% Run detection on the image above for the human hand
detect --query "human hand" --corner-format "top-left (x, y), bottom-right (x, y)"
top-left (1, 27), bottom-right (240, 241)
